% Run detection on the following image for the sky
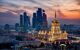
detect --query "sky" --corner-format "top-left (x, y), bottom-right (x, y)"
top-left (0, 0), bottom-right (80, 25)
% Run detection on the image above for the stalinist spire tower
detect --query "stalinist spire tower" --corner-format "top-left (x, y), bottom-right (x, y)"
top-left (48, 11), bottom-right (68, 42)
top-left (50, 11), bottom-right (61, 34)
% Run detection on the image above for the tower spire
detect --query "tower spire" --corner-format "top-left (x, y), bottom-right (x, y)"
top-left (55, 11), bottom-right (56, 19)
top-left (54, 10), bottom-right (57, 20)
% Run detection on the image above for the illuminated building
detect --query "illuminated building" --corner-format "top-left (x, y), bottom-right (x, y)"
top-left (38, 11), bottom-right (68, 42)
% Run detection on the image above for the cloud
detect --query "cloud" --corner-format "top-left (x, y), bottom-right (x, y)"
top-left (0, 0), bottom-right (80, 25)
top-left (68, 9), bottom-right (80, 12)
top-left (76, 0), bottom-right (80, 5)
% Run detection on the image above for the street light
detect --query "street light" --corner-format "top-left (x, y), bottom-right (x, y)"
top-left (60, 44), bottom-right (66, 50)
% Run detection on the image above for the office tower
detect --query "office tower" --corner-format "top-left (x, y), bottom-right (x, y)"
top-left (20, 12), bottom-right (30, 32)
top-left (32, 13), bottom-right (37, 28)
top-left (42, 11), bottom-right (48, 30)
top-left (20, 14), bottom-right (24, 27)
top-left (36, 8), bottom-right (43, 31)
top-left (15, 23), bottom-right (19, 32)
top-left (20, 14), bottom-right (24, 32)
top-left (23, 12), bottom-right (30, 28)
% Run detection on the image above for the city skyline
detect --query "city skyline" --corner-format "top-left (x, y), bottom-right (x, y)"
top-left (0, 0), bottom-right (80, 25)
top-left (0, 0), bottom-right (80, 49)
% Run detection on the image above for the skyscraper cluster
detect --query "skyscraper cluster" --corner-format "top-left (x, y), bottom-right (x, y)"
top-left (15, 8), bottom-right (48, 32)
top-left (32, 8), bottom-right (48, 31)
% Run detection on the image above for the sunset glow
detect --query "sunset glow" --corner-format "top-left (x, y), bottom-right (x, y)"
top-left (0, 0), bottom-right (80, 25)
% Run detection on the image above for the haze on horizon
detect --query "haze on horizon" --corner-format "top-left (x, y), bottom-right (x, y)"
top-left (0, 0), bottom-right (80, 25)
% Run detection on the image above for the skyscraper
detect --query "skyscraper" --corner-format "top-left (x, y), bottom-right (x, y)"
top-left (23, 12), bottom-right (30, 28)
top-left (15, 23), bottom-right (19, 32)
top-left (42, 10), bottom-right (48, 30)
top-left (20, 14), bottom-right (24, 27)
top-left (20, 14), bottom-right (24, 32)
top-left (32, 13), bottom-right (37, 28)
top-left (20, 12), bottom-right (30, 32)
top-left (48, 11), bottom-right (68, 41)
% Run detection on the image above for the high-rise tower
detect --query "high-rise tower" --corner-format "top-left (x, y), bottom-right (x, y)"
top-left (20, 12), bottom-right (30, 32)
top-left (20, 14), bottom-right (23, 27)
top-left (42, 10), bottom-right (48, 30)
top-left (15, 23), bottom-right (19, 32)
top-left (50, 11), bottom-right (61, 34)
top-left (48, 11), bottom-right (68, 41)
top-left (23, 12), bottom-right (30, 28)
top-left (32, 13), bottom-right (37, 28)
